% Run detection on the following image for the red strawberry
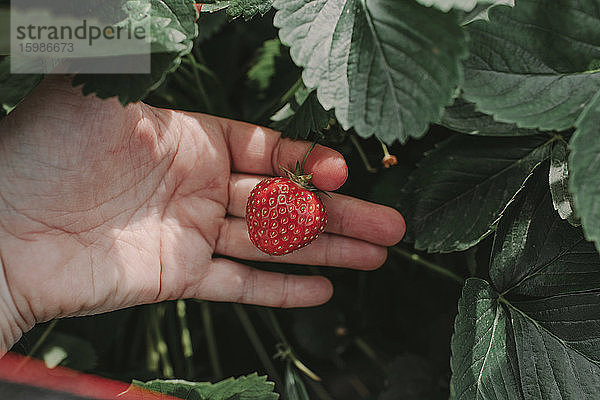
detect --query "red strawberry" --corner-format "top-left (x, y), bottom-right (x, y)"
top-left (245, 171), bottom-right (327, 256)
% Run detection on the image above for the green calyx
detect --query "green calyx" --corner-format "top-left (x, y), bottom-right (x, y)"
top-left (281, 161), bottom-right (316, 190)
top-left (280, 161), bottom-right (330, 197)
top-left (280, 141), bottom-right (330, 196)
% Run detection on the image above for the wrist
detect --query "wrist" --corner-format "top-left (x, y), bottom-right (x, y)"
top-left (0, 163), bottom-right (37, 355)
top-left (0, 256), bottom-right (28, 355)
top-left (0, 231), bottom-right (36, 355)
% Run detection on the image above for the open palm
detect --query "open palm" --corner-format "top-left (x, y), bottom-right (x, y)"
top-left (0, 77), bottom-right (405, 347)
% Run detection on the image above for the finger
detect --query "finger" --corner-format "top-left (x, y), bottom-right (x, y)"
top-left (215, 218), bottom-right (388, 270)
top-left (216, 116), bottom-right (348, 191)
top-left (321, 192), bottom-right (406, 247)
top-left (228, 174), bottom-right (406, 246)
top-left (191, 258), bottom-right (333, 308)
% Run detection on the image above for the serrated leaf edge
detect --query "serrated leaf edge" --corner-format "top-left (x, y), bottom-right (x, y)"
top-left (401, 136), bottom-right (555, 253)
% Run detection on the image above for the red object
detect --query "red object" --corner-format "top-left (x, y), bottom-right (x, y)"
top-left (0, 352), bottom-right (180, 400)
top-left (194, 3), bottom-right (202, 18)
top-left (246, 177), bottom-right (327, 256)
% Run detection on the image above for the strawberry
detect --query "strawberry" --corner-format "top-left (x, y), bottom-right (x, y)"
top-left (245, 164), bottom-right (327, 256)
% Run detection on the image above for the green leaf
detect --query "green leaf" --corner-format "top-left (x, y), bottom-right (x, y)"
top-left (570, 91), bottom-right (600, 253)
top-left (2, 1), bottom-right (198, 111)
top-left (549, 140), bottom-right (579, 226)
top-left (490, 164), bottom-right (600, 297)
top-left (248, 39), bottom-right (282, 93)
top-left (242, 43), bottom-right (301, 125)
top-left (284, 364), bottom-right (310, 400)
top-left (201, 1), bottom-right (230, 13)
top-left (495, 168), bottom-right (600, 396)
top-left (414, 0), bottom-right (508, 12)
top-left (451, 168), bottom-right (600, 400)
top-left (509, 306), bottom-right (600, 399)
top-left (462, 0), bottom-right (600, 131)
top-left (0, 57), bottom-right (43, 115)
top-left (512, 293), bottom-right (600, 364)
top-left (441, 97), bottom-right (539, 136)
top-left (450, 278), bottom-right (521, 400)
top-left (72, 0), bottom-right (198, 105)
top-left (400, 135), bottom-right (552, 253)
top-left (459, 0), bottom-right (513, 24)
top-left (129, 373), bottom-right (279, 400)
top-left (228, 0), bottom-right (273, 21)
top-left (200, 0), bottom-right (273, 20)
top-left (273, 0), bottom-right (468, 144)
top-left (270, 89), bottom-right (330, 140)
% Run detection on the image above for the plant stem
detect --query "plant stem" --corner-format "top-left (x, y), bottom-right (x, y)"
top-left (266, 310), bottom-right (322, 381)
top-left (280, 77), bottom-right (303, 106)
top-left (182, 55), bottom-right (218, 81)
top-left (301, 140), bottom-right (318, 173)
top-left (266, 309), bottom-right (290, 348)
top-left (165, 303), bottom-right (184, 376)
top-left (15, 319), bottom-right (58, 372)
top-left (200, 301), bottom-right (223, 379)
top-left (232, 304), bottom-right (282, 385)
top-left (354, 337), bottom-right (388, 374)
top-left (256, 76), bottom-right (304, 124)
top-left (145, 311), bottom-right (160, 373)
top-left (350, 134), bottom-right (377, 173)
top-left (348, 375), bottom-right (371, 399)
top-left (151, 305), bottom-right (174, 378)
top-left (378, 138), bottom-right (391, 157)
top-left (177, 300), bottom-right (195, 379)
top-left (186, 53), bottom-right (214, 114)
top-left (391, 246), bottom-right (465, 285)
top-left (305, 379), bottom-right (336, 400)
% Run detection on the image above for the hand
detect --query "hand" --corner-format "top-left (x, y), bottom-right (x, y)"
top-left (0, 76), bottom-right (405, 352)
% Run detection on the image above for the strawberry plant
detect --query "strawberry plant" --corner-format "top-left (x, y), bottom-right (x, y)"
top-left (2, 0), bottom-right (600, 399)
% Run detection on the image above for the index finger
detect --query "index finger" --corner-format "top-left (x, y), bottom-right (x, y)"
top-left (217, 116), bottom-right (348, 191)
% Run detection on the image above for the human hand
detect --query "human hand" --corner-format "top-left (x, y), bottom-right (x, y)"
top-left (0, 76), bottom-right (405, 352)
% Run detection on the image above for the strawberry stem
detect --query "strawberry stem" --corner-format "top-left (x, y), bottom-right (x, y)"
top-left (282, 139), bottom-right (330, 197)
top-left (350, 134), bottom-right (377, 173)
top-left (378, 138), bottom-right (391, 158)
top-left (300, 140), bottom-right (318, 173)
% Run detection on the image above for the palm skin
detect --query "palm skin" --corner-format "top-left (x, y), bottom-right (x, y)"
top-left (0, 76), bottom-right (405, 351)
